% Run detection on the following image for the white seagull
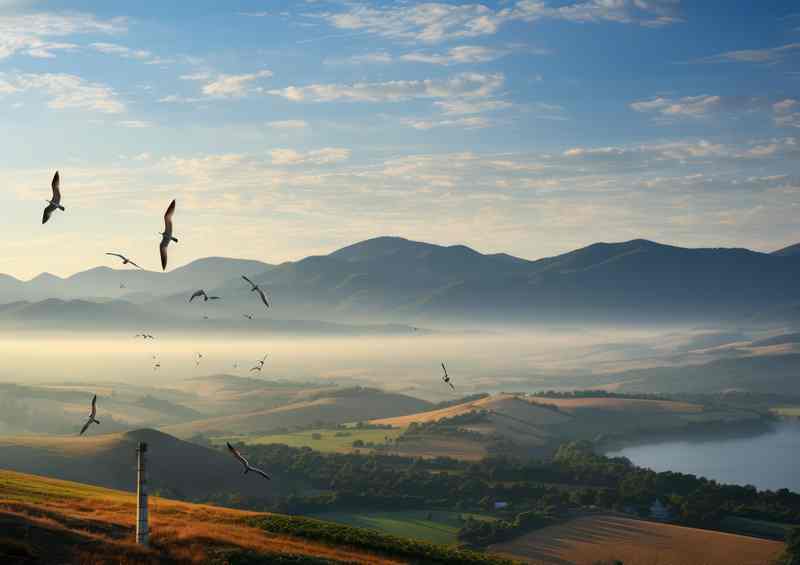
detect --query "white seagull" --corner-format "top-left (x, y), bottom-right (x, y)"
top-left (241, 275), bottom-right (270, 308)
top-left (250, 354), bottom-right (268, 372)
top-left (159, 199), bottom-right (178, 271)
top-left (79, 395), bottom-right (100, 436)
top-left (42, 171), bottom-right (65, 224)
top-left (189, 289), bottom-right (220, 302)
top-left (441, 362), bottom-right (454, 390)
top-left (106, 253), bottom-right (143, 269)
top-left (226, 442), bottom-right (271, 480)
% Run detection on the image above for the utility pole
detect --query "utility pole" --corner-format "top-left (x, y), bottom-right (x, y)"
top-left (136, 441), bottom-right (149, 546)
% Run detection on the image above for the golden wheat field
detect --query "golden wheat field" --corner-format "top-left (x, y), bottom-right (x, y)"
top-left (489, 514), bottom-right (784, 565)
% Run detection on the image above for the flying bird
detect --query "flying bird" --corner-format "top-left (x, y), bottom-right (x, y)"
top-left (106, 253), bottom-right (143, 269)
top-left (242, 314), bottom-right (253, 320)
top-left (159, 199), bottom-right (178, 271)
top-left (189, 289), bottom-right (220, 302)
top-left (195, 353), bottom-right (203, 367)
top-left (250, 354), bottom-right (268, 372)
top-left (241, 275), bottom-right (270, 308)
top-left (441, 362), bottom-right (454, 390)
top-left (226, 442), bottom-right (270, 480)
top-left (120, 283), bottom-right (126, 289)
top-left (79, 395), bottom-right (100, 436)
top-left (153, 362), bottom-right (161, 371)
top-left (42, 171), bottom-right (65, 224)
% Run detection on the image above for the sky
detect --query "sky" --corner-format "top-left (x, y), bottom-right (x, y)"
top-left (0, 0), bottom-right (798, 279)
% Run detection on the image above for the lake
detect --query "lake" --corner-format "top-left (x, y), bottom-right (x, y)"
top-left (606, 421), bottom-right (800, 492)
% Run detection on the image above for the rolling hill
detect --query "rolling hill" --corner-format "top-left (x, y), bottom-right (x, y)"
top-left (0, 429), bottom-right (292, 501)
top-left (163, 387), bottom-right (433, 439)
top-left (5, 236), bottom-right (800, 325)
top-left (0, 469), bottom-right (512, 565)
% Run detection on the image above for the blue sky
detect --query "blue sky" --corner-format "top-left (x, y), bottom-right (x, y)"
top-left (0, 0), bottom-right (798, 278)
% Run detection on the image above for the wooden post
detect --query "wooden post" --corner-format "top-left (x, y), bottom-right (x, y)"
top-left (136, 442), bottom-right (149, 546)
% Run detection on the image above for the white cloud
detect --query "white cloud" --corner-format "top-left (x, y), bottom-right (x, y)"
top-left (90, 42), bottom-right (151, 60)
top-left (324, 51), bottom-right (393, 65)
top-left (773, 99), bottom-right (800, 129)
top-left (434, 98), bottom-right (512, 115)
top-left (270, 147), bottom-right (351, 165)
top-left (690, 43), bottom-right (800, 64)
top-left (0, 12), bottom-right (125, 60)
top-left (268, 120), bottom-right (309, 129)
top-left (268, 72), bottom-right (503, 103)
top-left (630, 94), bottom-right (721, 119)
top-left (405, 116), bottom-right (491, 130)
top-left (319, 1), bottom-right (682, 43)
top-left (118, 120), bottom-right (153, 128)
top-left (400, 45), bottom-right (506, 65)
top-left (201, 70), bottom-right (273, 98)
top-left (0, 72), bottom-right (125, 113)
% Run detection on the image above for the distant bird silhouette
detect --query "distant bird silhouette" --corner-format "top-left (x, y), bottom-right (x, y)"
top-left (195, 353), bottom-right (203, 367)
top-left (203, 315), bottom-right (209, 320)
top-left (106, 253), bottom-right (143, 269)
top-left (233, 362), bottom-right (238, 369)
top-left (189, 289), bottom-right (220, 302)
top-left (250, 354), bottom-right (268, 372)
top-left (79, 395), bottom-right (100, 435)
top-left (153, 362), bottom-right (161, 370)
top-left (135, 333), bottom-right (155, 339)
top-left (42, 171), bottom-right (65, 224)
top-left (159, 199), bottom-right (178, 271)
top-left (441, 362), bottom-right (454, 390)
top-left (226, 442), bottom-right (270, 480)
top-left (120, 282), bottom-right (126, 289)
top-left (242, 314), bottom-right (254, 320)
top-left (242, 275), bottom-right (270, 308)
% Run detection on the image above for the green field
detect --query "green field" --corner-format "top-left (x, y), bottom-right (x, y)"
top-left (308, 510), bottom-right (494, 545)
top-left (217, 427), bottom-right (404, 453)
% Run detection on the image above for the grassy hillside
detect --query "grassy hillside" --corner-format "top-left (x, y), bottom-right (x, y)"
top-left (0, 469), bottom-right (515, 564)
top-left (0, 429), bottom-right (295, 501)
top-left (490, 513), bottom-right (784, 565)
top-left (163, 387), bottom-right (432, 439)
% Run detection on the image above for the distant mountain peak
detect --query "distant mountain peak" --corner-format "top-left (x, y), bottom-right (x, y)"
top-left (772, 242), bottom-right (800, 257)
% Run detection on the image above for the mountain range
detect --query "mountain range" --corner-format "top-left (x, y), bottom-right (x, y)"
top-left (2, 236), bottom-right (800, 328)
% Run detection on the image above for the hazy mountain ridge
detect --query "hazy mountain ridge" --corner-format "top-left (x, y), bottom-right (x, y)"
top-left (3, 236), bottom-right (800, 325)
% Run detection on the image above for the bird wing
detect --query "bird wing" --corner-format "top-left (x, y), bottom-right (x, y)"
top-left (42, 203), bottom-right (57, 224)
top-left (227, 442), bottom-right (249, 467)
top-left (127, 259), bottom-right (143, 270)
top-left (209, 296), bottom-right (220, 300)
top-left (441, 363), bottom-right (447, 377)
top-left (256, 287), bottom-right (270, 308)
top-left (448, 382), bottom-right (455, 390)
top-left (251, 467), bottom-right (271, 480)
top-left (241, 275), bottom-right (256, 289)
top-left (163, 199), bottom-right (176, 234)
top-left (51, 171), bottom-right (60, 202)
top-left (79, 419), bottom-right (91, 436)
top-left (106, 253), bottom-right (126, 260)
top-left (160, 239), bottom-right (169, 271)
top-left (189, 290), bottom-right (205, 302)
top-left (90, 395), bottom-right (97, 419)
top-left (261, 354), bottom-right (268, 363)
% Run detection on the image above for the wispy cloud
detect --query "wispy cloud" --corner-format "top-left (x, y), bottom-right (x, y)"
top-left (688, 43), bottom-right (800, 64)
top-left (405, 116), bottom-right (491, 130)
top-left (268, 119), bottom-right (309, 129)
top-left (400, 45), bottom-right (506, 65)
top-left (177, 69), bottom-right (273, 98)
top-left (270, 147), bottom-right (351, 165)
top-left (774, 98), bottom-right (800, 128)
top-left (318, 1), bottom-right (683, 44)
top-left (0, 12), bottom-right (125, 59)
top-left (630, 94), bottom-right (721, 120)
top-left (0, 72), bottom-right (125, 113)
top-left (267, 72), bottom-right (503, 103)
top-left (324, 51), bottom-right (393, 65)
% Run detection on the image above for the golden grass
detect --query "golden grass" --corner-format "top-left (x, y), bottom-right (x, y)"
top-left (0, 469), bottom-right (403, 564)
top-left (490, 513), bottom-right (784, 565)
top-left (374, 394), bottom-right (569, 428)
